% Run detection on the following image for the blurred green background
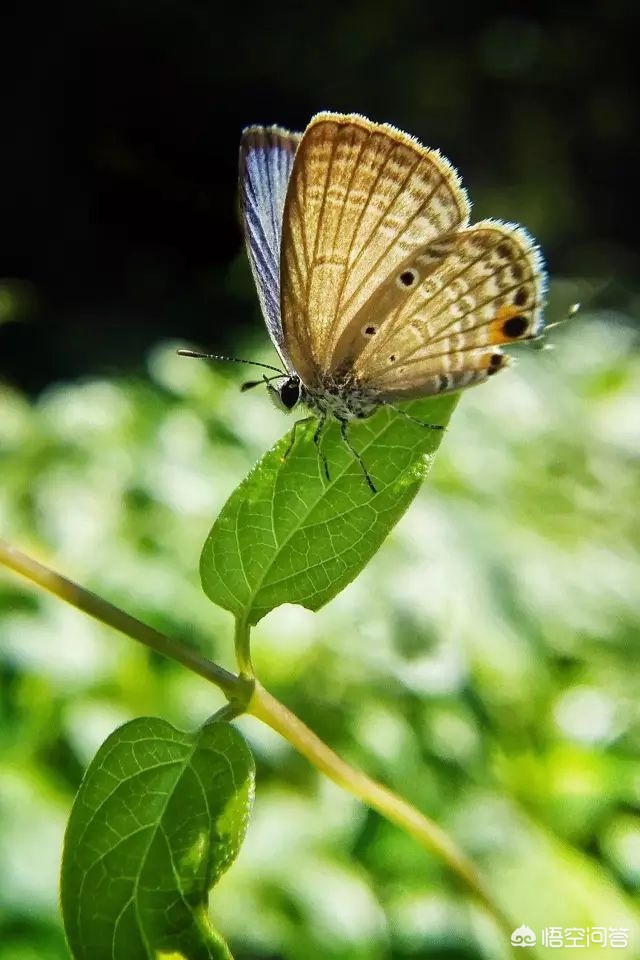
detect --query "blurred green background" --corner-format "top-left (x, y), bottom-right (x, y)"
top-left (1, 1), bottom-right (639, 958)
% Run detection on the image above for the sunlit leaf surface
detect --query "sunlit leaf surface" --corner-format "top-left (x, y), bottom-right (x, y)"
top-left (200, 395), bottom-right (458, 623)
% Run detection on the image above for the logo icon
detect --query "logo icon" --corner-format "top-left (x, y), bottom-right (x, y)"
top-left (511, 925), bottom-right (537, 947)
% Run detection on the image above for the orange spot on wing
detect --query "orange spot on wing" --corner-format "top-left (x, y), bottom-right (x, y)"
top-left (480, 349), bottom-right (509, 376)
top-left (488, 305), bottom-right (531, 343)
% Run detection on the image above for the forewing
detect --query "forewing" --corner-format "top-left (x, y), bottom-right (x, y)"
top-left (349, 219), bottom-right (547, 398)
top-left (239, 125), bottom-right (301, 368)
top-left (279, 112), bottom-right (470, 384)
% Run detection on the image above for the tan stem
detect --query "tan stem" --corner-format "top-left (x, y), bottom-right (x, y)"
top-left (248, 680), bottom-right (515, 941)
top-left (0, 539), bottom-right (247, 703)
top-left (1, 539), bottom-right (514, 949)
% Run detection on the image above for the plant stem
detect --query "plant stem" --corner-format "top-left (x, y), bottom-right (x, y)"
top-left (248, 680), bottom-right (514, 940)
top-left (234, 617), bottom-right (254, 678)
top-left (1, 539), bottom-right (514, 946)
top-left (0, 539), bottom-right (250, 706)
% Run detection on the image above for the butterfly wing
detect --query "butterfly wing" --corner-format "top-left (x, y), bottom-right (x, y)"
top-left (279, 112), bottom-right (471, 385)
top-left (348, 219), bottom-right (547, 399)
top-left (239, 125), bottom-right (301, 369)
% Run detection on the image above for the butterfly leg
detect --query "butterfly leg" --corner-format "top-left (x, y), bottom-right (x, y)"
top-left (312, 416), bottom-right (331, 482)
top-left (283, 416), bottom-right (314, 461)
top-left (337, 418), bottom-right (377, 495)
top-left (390, 405), bottom-right (444, 431)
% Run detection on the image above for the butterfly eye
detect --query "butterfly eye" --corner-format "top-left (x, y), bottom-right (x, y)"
top-left (396, 268), bottom-right (419, 289)
top-left (269, 376), bottom-right (301, 411)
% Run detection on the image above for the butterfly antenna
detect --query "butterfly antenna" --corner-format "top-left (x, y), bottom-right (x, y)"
top-left (177, 349), bottom-right (285, 376)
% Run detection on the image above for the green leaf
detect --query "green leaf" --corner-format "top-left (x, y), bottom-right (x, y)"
top-left (61, 717), bottom-right (255, 960)
top-left (201, 396), bottom-right (458, 624)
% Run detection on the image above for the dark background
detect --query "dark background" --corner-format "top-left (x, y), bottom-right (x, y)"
top-left (1, 0), bottom-right (638, 394)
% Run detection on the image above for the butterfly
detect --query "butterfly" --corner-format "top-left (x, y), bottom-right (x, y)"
top-left (183, 112), bottom-right (547, 493)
